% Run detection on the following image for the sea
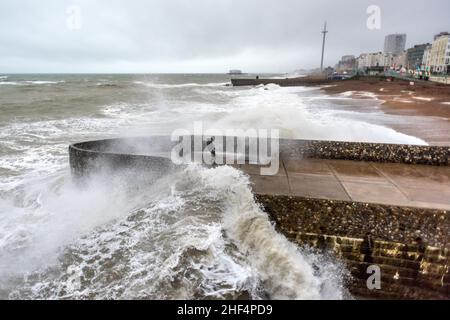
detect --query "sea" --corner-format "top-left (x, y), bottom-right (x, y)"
top-left (0, 74), bottom-right (426, 300)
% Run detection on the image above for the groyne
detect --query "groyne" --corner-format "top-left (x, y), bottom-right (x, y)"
top-left (231, 76), bottom-right (332, 87)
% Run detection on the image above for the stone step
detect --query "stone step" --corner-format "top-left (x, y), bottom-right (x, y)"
top-left (346, 261), bottom-right (448, 295)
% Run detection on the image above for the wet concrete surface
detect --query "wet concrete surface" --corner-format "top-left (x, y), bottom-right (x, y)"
top-left (244, 158), bottom-right (450, 210)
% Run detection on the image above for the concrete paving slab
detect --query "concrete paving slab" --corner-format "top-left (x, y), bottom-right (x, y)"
top-left (341, 181), bottom-right (410, 206)
top-left (249, 175), bottom-right (290, 195)
top-left (244, 158), bottom-right (450, 210)
top-left (288, 173), bottom-right (351, 201)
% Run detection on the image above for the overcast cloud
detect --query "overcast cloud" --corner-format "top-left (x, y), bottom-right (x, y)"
top-left (0, 0), bottom-right (449, 73)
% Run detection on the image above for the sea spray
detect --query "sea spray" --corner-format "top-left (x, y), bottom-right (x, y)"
top-left (3, 165), bottom-right (348, 300)
top-left (208, 84), bottom-right (427, 145)
top-left (198, 165), bottom-right (348, 300)
top-left (1, 74), bottom-right (417, 300)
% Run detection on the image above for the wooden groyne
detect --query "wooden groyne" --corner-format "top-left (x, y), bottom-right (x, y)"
top-left (231, 76), bottom-right (332, 87)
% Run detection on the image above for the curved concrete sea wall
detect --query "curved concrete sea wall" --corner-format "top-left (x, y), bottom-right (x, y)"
top-left (69, 136), bottom-right (449, 299)
top-left (69, 137), bottom-right (176, 179)
top-left (70, 137), bottom-right (450, 173)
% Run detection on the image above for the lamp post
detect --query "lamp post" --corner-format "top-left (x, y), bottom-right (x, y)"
top-left (320, 22), bottom-right (328, 73)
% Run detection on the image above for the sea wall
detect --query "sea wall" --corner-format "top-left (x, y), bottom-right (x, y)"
top-left (290, 140), bottom-right (449, 166)
top-left (255, 195), bottom-right (448, 247)
top-left (69, 137), bottom-right (175, 179)
top-left (69, 136), bottom-right (450, 299)
top-left (70, 137), bottom-right (450, 169)
top-left (290, 233), bottom-right (448, 299)
top-left (256, 195), bottom-right (449, 299)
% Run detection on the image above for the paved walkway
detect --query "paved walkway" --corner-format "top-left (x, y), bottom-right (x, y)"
top-left (241, 158), bottom-right (450, 210)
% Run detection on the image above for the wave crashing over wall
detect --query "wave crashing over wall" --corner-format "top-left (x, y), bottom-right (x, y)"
top-left (3, 165), bottom-right (348, 300)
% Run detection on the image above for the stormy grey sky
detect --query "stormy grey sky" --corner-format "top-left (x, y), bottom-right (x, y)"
top-left (0, 0), bottom-right (449, 73)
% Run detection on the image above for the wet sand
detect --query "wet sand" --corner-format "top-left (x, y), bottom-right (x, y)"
top-left (320, 78), bottom-right (450, 146)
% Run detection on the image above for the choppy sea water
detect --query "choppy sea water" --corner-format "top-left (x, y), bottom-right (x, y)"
top-left (0, 74), bottom-right (426, 300)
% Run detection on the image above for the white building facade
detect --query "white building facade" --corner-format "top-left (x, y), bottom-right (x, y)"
top-left (357, 52), bottom-right (406, 71)
top-left (427, 32), bottom-right (450, 74)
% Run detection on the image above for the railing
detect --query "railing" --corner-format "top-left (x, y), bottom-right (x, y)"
top-left (386, 70), bottom-right (449, 85)
top-left (429, 75), bottom-right (449, 85)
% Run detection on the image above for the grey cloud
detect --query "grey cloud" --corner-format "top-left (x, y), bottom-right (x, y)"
top-left (0, 0), bottom-right (449, 73)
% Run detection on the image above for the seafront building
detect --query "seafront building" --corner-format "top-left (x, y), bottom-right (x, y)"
top-left (339, 31), bottom-right (450, 78)
top-left (422, 46), bottom-right (432, 68)
top-left (427, 32), bottom-right (450, 74)
top-left (384, 34), bottom-right (407, 54)
top-left (406, 44), bottom-right (430, 70)
top-left (357, 52), bottom-right (385, 69)
top-left (356, 51), bottom-right (406, 72)
top-left (356, 54), bottom-right (369, 69)
top-left (354, 34), bottom-right (408, 74)
top-left (336, 55), bottom-right (356, 73)
top-left (390, 51), bottom-right (406, 69)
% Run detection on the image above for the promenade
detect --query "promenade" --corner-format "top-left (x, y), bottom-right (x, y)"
top-left (244, 158), bottom-right (450, 210)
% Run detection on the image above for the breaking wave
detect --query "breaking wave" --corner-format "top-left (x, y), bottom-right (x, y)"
top-left (1, 166), bottom-right (349, 300)
top-left (0, 74), bottom-right (430, 300)
top-left (0, 80), bottom-right (65, 86)
top-left (206, 85), bottom-right (427, 145)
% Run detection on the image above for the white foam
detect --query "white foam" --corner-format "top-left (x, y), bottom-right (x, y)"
top-left (413, 96), bottom-right (433, 102)
top-left (0, 76), bottom-right (432, 299)
top-left (100, 83), bottom-right (428, 145)
top-left (3, 165), bottom-right (348, 300)
top-left (208, 86), bottom-right (426, 145)
top-left (0, 82), bottom-right (22, 86)
top-left (394, 97), bottom-right (414, 104)
top-left (25, 80), bottom-right (65, 85)
top-left (341, 91), bottom-right (379, 99)
top-left (268, 72), bottom-right (307, 79)
top-left (0, 80), bottom-right (64, 86)
top-left (200, 166), bottom-right (347, 299)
